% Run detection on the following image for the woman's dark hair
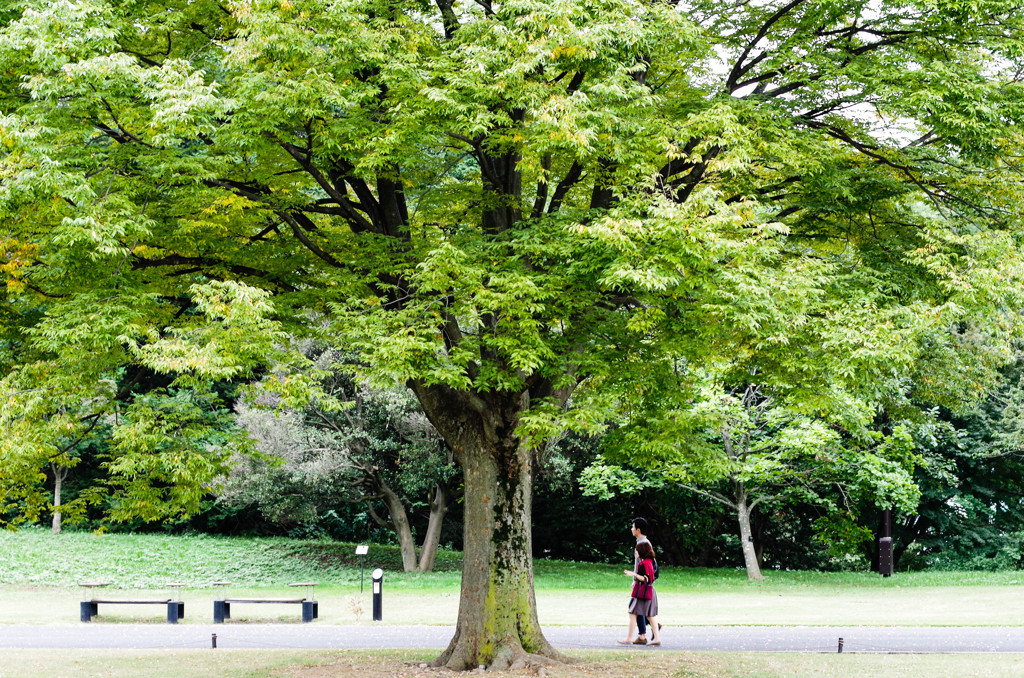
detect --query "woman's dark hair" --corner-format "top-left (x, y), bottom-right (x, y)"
top-left (636, 540), bottom-right (655, 561)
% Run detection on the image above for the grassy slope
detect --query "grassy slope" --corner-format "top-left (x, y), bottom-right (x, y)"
top-left (2, 528), bottom-right (1024, 626)
top-left (0, 528), bottom-right (461, 588)
top-left (4, 527), bottom-right (1022, 589)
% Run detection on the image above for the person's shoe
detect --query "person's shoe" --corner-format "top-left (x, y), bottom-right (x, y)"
top-left (616, 639), bottom-right (633, 645)
top-left (649, 640), bottom-right (661, 646)
top-left (632, 637), bottom-right (647, 645)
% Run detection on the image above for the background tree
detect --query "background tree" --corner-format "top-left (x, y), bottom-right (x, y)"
top-left (226, 352), bottom-right (459, 572)
top-left (103, 387), bottom-right (246, 522)
top-left (878, 351), bottom-right (1024, 570)
top-left (4, 0), bottom-right (1024, 670)
top-left (530, 431), bottom-right (651, 564)
top-left (593, 372), bottom-right (921, 580)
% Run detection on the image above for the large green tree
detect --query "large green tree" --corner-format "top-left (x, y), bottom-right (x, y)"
top-left (3, 0), bottom-right (1024, 669)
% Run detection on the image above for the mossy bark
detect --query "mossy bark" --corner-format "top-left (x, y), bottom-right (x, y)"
top-left (411, 382), bottom-right (572, 671)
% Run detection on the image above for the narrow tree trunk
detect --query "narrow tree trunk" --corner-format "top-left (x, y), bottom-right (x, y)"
top-left (417, 483), bottom-right (448, 572)
top-left (752, 511), bottom-right (765, 568)
top-left (735, 483), bottom-right (763, 581)
top-left (51, 465), bottom-right (66, 535)
top-left (412, 383), bottom-right (571, 671)
top-left (380, 484), bottom-right (418, 573)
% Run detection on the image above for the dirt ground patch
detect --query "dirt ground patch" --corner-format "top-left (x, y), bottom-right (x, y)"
top-left (273, 651), bottom-right (724, 678)
top-left (271, 651), bottom-right (1024, 678)
top-left (4, 648), bottom-right (1024, 678)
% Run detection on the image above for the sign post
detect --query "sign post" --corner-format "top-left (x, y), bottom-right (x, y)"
top-left (356, 545), bottom-right (369, 592)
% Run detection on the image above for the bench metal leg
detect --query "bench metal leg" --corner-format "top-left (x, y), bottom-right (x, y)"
top-left (167, 601), bottom-right (184, 624)
top-left (302, 600), bottom-right (317, 623)
top-left (213, 600), bottom-right (229, 623)
top-left (80, 601), bottom-right (95, 623)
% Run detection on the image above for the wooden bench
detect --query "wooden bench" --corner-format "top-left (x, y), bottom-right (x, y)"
top-left (79, 582), bottom-right (185, 624)
top-left (212, 582), bottom-right (318, 623)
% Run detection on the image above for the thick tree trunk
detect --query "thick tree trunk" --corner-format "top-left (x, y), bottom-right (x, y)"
top-left (417, 483), bottom-right (448, 572)
top-left (412, 383), bottom-right (571, 671)
top-left (407, 132), bottom-right (571, 666)
top-left (735, 484), bottom-right (763, 581)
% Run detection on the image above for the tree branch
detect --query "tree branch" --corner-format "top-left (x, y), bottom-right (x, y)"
top-left (679, 483), bottom-right (738, 510)
top-left (547, 162), bottom-right (584, 214)
top-left (277, 210), bottom-right (344, 268)
top-left (726, 0), bottom-right (809, 92)
top-left (434, 0), bottom-right (459, 39)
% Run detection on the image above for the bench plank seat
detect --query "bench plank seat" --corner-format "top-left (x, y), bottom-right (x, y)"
top-left (81, 599), bottom-right (184, 623)
top-left (213, 598), bottom-right (317, 623)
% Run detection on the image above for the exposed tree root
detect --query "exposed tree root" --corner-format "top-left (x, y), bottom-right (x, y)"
top-left (428, 633), bottom-right (458, 669)
top-left (430, 632), bottom-right (578, 671)
top-left (489, 640), bottom-right (558, 671)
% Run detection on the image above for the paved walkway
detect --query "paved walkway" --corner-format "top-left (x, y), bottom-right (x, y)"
top-left (3, 624), bottom-right (1024, 653)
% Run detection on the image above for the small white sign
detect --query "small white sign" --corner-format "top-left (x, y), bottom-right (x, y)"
top-left (355, 545), bottom-right (369, 555)
top-left (372, 568), bottom-right (384, 580)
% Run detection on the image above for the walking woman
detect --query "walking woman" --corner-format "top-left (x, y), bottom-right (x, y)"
top-left (618, 540), bottom-right (661, 646)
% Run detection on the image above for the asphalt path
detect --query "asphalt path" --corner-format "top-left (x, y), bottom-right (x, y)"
top-left (3, 624), bottom-right (1024, 653)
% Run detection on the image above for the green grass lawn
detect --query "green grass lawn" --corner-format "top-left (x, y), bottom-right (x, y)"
top-left (2, 529), bottom-right (1023, 676)
top-left (2, 527), bottom-right (1023, 626)
top-left (4, 526), bottom-right (1021, 590)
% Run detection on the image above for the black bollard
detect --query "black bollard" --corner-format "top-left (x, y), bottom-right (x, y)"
top-left (838, 637), bottom-right (844, 653)
top-left (212, 633), bottom-right (217, 649)
top-left (372, 568), bottom-right (384, 621)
